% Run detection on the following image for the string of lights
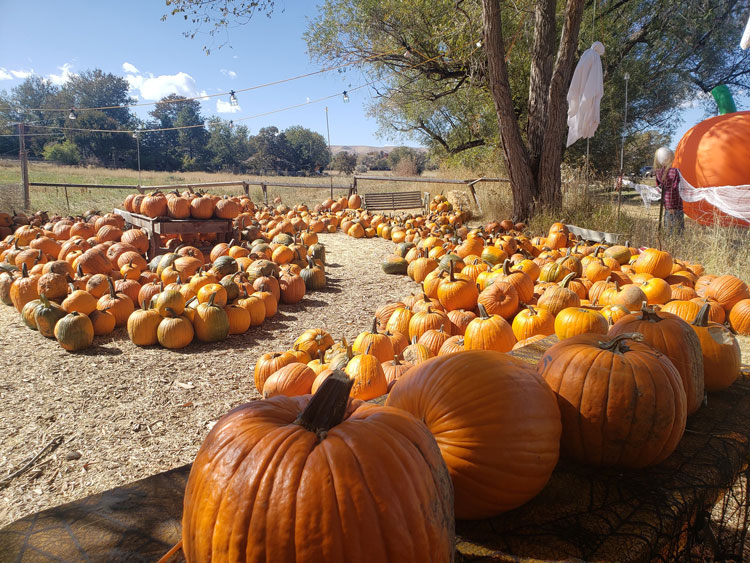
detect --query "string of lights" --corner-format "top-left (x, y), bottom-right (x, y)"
top-left (0, 27), bottom-right (474, 116)
top-left (9, 49), bottom-right (454, 138)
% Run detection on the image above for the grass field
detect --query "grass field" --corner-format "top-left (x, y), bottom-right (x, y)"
top-left (2, 158), bottom-right (749, 282)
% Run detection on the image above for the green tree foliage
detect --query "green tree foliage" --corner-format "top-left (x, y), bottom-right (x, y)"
top-left (284, 125), bottom-right (330, 173)
top-left (306, 0), bottom-right (750, 176)
top-left (332, 151), bottom-right (357, 175)
top-left (42, 139), bottom-right (81, 165)
top-left (163, 0), bottom-right (276, 54)
top-left (206, 119), bottom-right (252, 172)
top-left (0, 69), bottom-right (358, 177)
top-left (388, 146), bottom-right (426, 174)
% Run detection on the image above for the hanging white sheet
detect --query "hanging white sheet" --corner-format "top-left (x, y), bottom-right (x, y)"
top-left (566, 42), bottom-right (605, 147)
top-left (741, 13), bottom-right (750, 49)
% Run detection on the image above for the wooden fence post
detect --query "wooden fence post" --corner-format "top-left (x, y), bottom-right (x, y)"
top-left (262, 184), bottom-right (268, 206)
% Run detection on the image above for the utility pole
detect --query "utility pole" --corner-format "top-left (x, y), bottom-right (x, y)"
top-left (18, 123), bottom-right (30, 210)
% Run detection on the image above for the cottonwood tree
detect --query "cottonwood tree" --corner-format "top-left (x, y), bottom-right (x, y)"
top-left (306, 0), bottom-right (750, 220)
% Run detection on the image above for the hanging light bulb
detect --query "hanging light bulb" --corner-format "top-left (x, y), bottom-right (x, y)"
top-left (68, 108), bottom-right (77, 120)
top-left (229, 120), bottom-right (234, 129)
top-left (132, 129), bottom-right (140, 139)
top-left (229, 90), bottom-right (238, 106)
top-left (342, 91), bottom-right (350, 103)
top-left (476, 40), bottom-right (482, 48)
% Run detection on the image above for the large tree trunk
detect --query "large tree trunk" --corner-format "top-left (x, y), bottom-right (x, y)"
top-left (482, 0), bottom-right (587, 220)
top-left (526, 0), bottom-right (557, 174)
top-left (537, 0), bottom-right (587, 210)
top-left (481, 0), bottom-right (535, 221)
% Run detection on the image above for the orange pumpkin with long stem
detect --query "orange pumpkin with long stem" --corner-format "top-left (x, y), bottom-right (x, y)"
top-left (182, 372), bottom-right (454, 562)
top-left (691, 303), bottom-right (740, 391)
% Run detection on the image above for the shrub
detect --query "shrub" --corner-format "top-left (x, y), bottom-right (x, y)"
top-left (42, 140), bottom-right (80, 165)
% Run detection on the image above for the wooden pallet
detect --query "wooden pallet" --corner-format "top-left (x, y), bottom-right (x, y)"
top-left (362, 191), bottom-right (426, 211)
top-left (113, 209), bottom-right (235, 259)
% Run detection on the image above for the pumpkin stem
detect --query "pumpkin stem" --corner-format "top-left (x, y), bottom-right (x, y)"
top-left (598, 332), bottom-right (644, 353)
top-left (639, 301), bottom-right (662, 321)
top-left (477, 303), bottom-right (491, 319)
top-left (106, 276), bottom-right (116, 298)
top-left (370, 316), bottom-right (379, 334)
top-left (21, 262), bottom-right (28, 277)
top-left (560, 272), bottom-right (576, 288)
top-left (164, 307), bottom-right (178, 318)
top-left (502, 258), bottom-right (511, 276)
top-left (449, 260), bottom-right (455, 282)
top-left (526, 304), bottom-right (537, 316)
top-left (692, 302), bottom-right (711, 328)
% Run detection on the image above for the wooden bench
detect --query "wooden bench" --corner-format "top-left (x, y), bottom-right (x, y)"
top-left (362, 191), bottom-right (427, 212)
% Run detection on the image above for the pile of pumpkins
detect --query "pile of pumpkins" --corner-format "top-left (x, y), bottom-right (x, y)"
top-left (376, 219), bottom-right (750, 338)
top-left (0, 206), bottom-right (328, 352)
top-left (180, 247), bottom-right (744, 560)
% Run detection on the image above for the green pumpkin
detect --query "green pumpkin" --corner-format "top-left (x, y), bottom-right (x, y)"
top-left (438, 253), bottom-right (464, 273)
top-left (155, 252), bottom-right (179, 277)
top-left (247, 259), bottom-right (279, 280)
top-left (220, 274), bottom-right (241, 302)
top-left (271, 233), bottom-right (294, 246)
top-left (382, 256), bottom-right (409, 275)
top-left (54, 312), bottom-right (94, 352)
top-left (34, 294), bottom-right (67, 338)
top-left (394, 242), bottom-right (416, 258)
top-left (193, 293), bottom-right (230, 343)
top-left (308, 243), bottom-right (326, 265)
top-left (211, 255), bottom-right (238, 278)
top-left (300, 258), bottom-right (326, 290)
top-left (22, 298), bottom-right (43, 330)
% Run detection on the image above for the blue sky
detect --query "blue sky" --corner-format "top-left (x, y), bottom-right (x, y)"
top-left (0, 1), bottom-right (382, 145)
top-left (0, 1), bottom-right (744, 150)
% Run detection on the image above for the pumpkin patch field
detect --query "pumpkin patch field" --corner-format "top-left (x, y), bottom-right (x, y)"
top-left (1, 192), bottom-right (750, 560)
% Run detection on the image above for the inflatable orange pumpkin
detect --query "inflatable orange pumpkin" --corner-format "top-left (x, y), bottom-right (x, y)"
top-left (673, 111), bottom-right (750, 227)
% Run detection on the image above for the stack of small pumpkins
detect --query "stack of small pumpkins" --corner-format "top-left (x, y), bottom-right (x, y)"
top-left (122, 190), bottom-right (251, 221)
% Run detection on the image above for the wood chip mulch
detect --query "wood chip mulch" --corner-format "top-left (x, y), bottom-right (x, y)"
top-left (0, 232), bottom-right (414, 527)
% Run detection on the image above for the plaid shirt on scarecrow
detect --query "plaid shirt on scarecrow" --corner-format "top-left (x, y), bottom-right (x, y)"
top-left (656, 168), bottom-right (682, 211)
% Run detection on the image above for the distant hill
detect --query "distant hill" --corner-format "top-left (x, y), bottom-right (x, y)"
top-left (330, 145), bottom-right (427, 156)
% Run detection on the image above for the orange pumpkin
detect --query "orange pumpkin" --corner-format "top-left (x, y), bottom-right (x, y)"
top-left (182, 373), bottom-right (454, 562)
top-left (538, 332), bottom-right (686, 468)
top-left (386, 351), bottom-right (561, 519)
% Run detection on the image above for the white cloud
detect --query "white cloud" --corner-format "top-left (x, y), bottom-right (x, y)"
top-left (220, 69), bottom-right (237, 79)
top-left (216, 99), bottom-right (241, 113)
top-left (126, 71), bottom-right (205, 101)
top-left (49, 63), bottom-right (75, 85)
top-left (0, 67), bottom-right (34, 80)
top-left (122, 62), bottom-right (139, 74)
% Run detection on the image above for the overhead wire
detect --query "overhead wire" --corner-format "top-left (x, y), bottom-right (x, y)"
top-left (0, 27), bottom-right (471, 115)
top-left (18, 48), bottom-right (463, 137)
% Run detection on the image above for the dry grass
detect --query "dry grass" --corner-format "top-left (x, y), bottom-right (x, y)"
top-left (2, 158), bottom-right (749, 283)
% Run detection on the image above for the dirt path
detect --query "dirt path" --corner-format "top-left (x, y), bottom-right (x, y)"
top-left (0, 233), bottom-right (413, 527)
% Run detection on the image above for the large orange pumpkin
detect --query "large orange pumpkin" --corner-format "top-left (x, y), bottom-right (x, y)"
top-left (673, 111), bottom-right (750, 227)
top-left (182, 372), bottom-right (454, 562)
top-left (538, 332), bottom-right (686, 468)
top-left (386, 351), bottom-right (561, 520)
top-left (609, 303), bottom-right (704, 415)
